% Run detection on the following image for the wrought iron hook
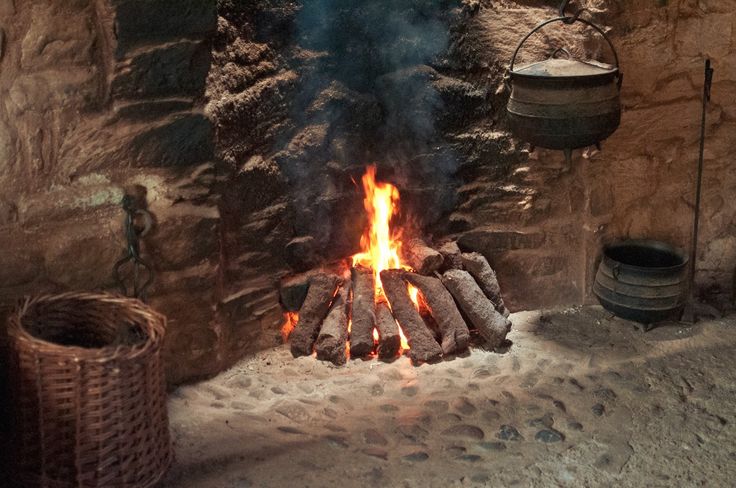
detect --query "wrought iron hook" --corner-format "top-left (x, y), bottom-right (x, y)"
top-left (113, 195), bottom-right (155, 301)
top-left (559, 0), bottom-right (588, 24)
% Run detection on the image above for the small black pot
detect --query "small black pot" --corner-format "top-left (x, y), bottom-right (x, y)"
top-left (593, 240), bottom-right (688, 324)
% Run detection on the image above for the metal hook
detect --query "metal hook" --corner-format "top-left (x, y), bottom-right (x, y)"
top-left (559, 0), bottom-right (589, 24)
top-left (113, 195), bottom-right (155, 301)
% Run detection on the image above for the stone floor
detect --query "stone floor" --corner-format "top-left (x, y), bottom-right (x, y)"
top-left (162, 306), bottom-right (736, 487)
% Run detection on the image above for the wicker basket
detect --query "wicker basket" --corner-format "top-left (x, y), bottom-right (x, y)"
top-left (7, 292), bottom-right (172, 488)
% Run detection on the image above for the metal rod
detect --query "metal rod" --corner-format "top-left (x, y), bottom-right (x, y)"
top-left (689, 59), bottom-right (714, 305)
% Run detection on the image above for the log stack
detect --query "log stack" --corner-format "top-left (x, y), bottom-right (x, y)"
top-left (282, 240), bottom-right (512, 365)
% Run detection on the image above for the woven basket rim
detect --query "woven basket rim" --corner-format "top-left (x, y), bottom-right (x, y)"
top-left (7, 291), bottom-right (166, 361)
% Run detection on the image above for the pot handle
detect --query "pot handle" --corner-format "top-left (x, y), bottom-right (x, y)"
top-left (508, 15), bottom-right (621, 79)
top-left (549, 47), bottom-right (573, 60)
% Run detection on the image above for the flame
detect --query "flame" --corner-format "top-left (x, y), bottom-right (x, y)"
top-left (352, 165), bottom-right (403, 293)
top-left (352, 165), bottom-right (414, 352)
top-left (280, 312), bottom-right (299, 342)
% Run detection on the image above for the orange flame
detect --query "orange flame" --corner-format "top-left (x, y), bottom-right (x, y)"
top-left (352, 165), bottom-right (403, 291)
top-left (280, 312), bottom-right (299, 342)
top-left (352, 165), bottom-right (414, 351)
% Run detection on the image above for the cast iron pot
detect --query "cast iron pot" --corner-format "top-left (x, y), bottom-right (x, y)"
top-left (593, 240), bottom-right (688, 324)
top-left (506, 6), bottom-right (622, 157)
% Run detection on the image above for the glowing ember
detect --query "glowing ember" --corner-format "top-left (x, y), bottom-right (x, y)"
top-left (352, 165), bottom-right (414, 351)
top-left (280, 312), bottom-right (299, 342)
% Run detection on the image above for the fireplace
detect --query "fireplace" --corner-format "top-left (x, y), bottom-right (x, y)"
top-left (0, 0), bottom-right (734, 385)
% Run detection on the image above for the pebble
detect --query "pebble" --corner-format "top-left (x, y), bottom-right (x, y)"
top-left (364, 429), bottom-right (388, 446)
top-left (398, 424), bottom-right (429, 442)
top-left (278, 426), bottom-right (305, 435)
top-left (594, 388), bottom-right (617, 402)
top-left (497, 425), bottom-right (523, 441)
top-left (403, 451), bottom-right (429, 462)
top-left (371, 384), bottom-right (384, 396)
top-left (271, 386), bottom-right (287, 395)
top-left (458, 454), bottom-right (483, 463)
top-left (323, 408), bottom-right (338, 419)
top-left (230, 401), bottom-right (254, 411)
top-left (568, 378), bottom-right (585, 390)
top-left (296, 383), bottom-right (314, 394)
top-left (325, 435), bottom-right (349, 449)
top-left (527, 413), bottom-right (554, 429)
top-left (224, 376), bottom-right (252, 389)
top-left (482, 410), bottom-right (500, 422)
top-left (401, 385), bottom-right (419, 397)
top-left (479, 441), bottom-right (507, 451)
top-left (567, 421), bottom-right (584, 431)
top-left (442, 424), bottom-right (485, 440)
top-left (210, 401), bottom-right (226, 409)
top-left (553, 400), bottom-right (567, 412)
top-left (423, 400), bottom-right (449, 413)
top-left (362, 447), bottom-right (388, 460)
top-left (275, 404), bottom-right (310, 422)
top-left (592, 403), bottom-right (606, 416)
top-left (452, 397), bottom-right (477, 415)
top-left (204, 385), bottom-right (231, 400)
top-left (535, 429), bottom-right (565, 443)
top-left (445, 445), bottom-right (467, 455)
top-left (439, 413), bottom-right (463, 424)
top-left (473, 368), bottom-right (492, 378)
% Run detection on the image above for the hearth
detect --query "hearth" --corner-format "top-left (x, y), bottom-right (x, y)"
top-left (280, 166), bottom-right (512, 365)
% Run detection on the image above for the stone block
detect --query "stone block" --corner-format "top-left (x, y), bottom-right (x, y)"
top-left (21, 2), bottom-right (95, 70)
top-left (148, 290), bottom-right (221, 385)
top-left (458, 227), bottom-right (546, 255)
top-left (0, 230), bottom-right (45, 287)
top-left (284, 236), bottom-right (321, 272)
top-left (675, 14), bottom-right (732, 59)
top-left (44, 224), bottom-right (122, 290)
top-left (130, 114), bottom-right (214, 167)
top-left (16, 174), bottom-right (124, 226)
top-left (111, 40), bottom-right (210, 100)
top-left (217, 280), bottom-right (283, 359)
top-left (113, 99), bottom-right (195, 120)
top-left (111, 0), bottom-right (217, 54)
top-left (145, 204), bottom-right (220, 271)
top-left (7, 70), bottom-right (99, 115)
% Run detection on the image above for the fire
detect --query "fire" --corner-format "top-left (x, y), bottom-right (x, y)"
top-left (352, 165), bottom-right (403, 290)
top-left (352, 165), bottom-right (413, 351)
top-left (280, 312), bottom-right (299, 342)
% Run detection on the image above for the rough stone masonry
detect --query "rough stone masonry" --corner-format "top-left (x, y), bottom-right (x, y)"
top-left (0, 0), bottom-right (733, 384)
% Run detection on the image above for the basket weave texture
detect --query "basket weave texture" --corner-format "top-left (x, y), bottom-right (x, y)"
top-left (7, 292), bottom-right (172, 488)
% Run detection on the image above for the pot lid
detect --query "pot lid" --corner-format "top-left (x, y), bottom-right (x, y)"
top-left (512, 58), bottom-right (617, 78)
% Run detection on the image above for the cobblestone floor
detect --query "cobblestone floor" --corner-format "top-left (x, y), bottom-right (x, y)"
top-left (163, 306), bottom-right (736, 487)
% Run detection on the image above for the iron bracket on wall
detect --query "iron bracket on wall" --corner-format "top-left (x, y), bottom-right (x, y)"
top-left (113, 195), bottom-right (155, 301)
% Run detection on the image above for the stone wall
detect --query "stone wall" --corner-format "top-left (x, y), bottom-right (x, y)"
top-left (0, 0), bottom-right (225, 385)
top-left (1, 0), bottom-right (734, 385)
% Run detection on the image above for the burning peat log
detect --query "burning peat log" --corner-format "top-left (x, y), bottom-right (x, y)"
top-left (315, 282), bottom-right (350, 365)
top-left (405, 238), bottom-right (443, 275)
top-left (405, 273), bottom-right (470, 354)
top-left (380, 269), bottom-right (442, 363)
top-left (375, 300), bottom-right (401, 360)
top-left (438, 241), bottom-right (463, 271)
top-left (441, 269), bottom-right (510, 349)
top-left (461, 252), bottom-right (510, 317)
top-left (290, 273), bottom-right (341, 357)
top-left (349, 266), bottom-right (376, 358)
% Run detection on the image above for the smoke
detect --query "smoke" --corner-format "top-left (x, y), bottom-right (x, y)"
top-left (282, 0), bottom-right (462, 252)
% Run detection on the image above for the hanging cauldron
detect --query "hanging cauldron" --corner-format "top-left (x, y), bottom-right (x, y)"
top-left (506, 1), bottom-right (622, 161)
